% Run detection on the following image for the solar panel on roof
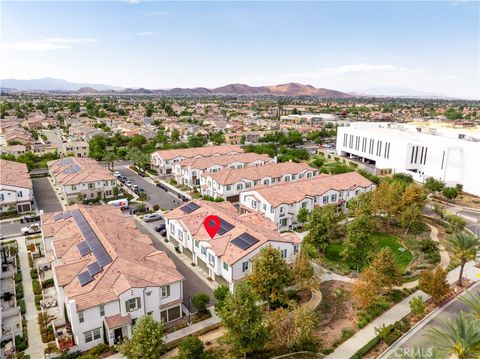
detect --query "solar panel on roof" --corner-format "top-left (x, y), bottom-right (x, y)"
top-left (87, 262), bottom-right (102, 276)
top-left (180, 202), bottom-right (200, 214)
top-left (231, 232), bottom-right (259, 251)
top-left (78, 271), bottom-right (93, 287)
top-left (59, 157), bottom-right (74, 166)
top-left (76, 241), bottom-right (91, 257)
top-left (217, 218), bottom-right (235, 235)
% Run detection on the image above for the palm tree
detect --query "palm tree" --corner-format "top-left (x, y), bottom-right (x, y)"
top-left (425, 311), bottom-right (480, 359)
top-left (460, 289), bottom-right (480, 320)
top-left (104, 151), bottom-right (118, 171)
top-left (447, 232), bottom-right (480, 287)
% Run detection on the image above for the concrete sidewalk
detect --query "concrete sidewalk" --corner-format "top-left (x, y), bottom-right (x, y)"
top-left (326, 261), bottom-right (480, 359)
top-left (16, 236), bottom-right (47, 358)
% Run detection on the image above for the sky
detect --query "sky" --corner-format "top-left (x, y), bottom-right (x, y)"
top-left (1, 1), bottom-right (479, 99)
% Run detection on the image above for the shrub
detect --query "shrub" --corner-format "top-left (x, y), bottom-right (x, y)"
top-left (349, 336), bottom-right (380, 359)
top-left (27, 252), bottom-right (33, 268)
top-left (384, 329), bottom-right (402, 346)
top-left (32, 279), bottom-right (42, 295)
top-left (16, 283), bottom-right (24, 299)
top-left (409, 296), bottom-right (425, 317)
top-left (42, 278), bottom-right (54, 288)
top-left (19, 299), bottom-right (26, 315)
top-left (152, 204), bottom-right (160, 212)
top-left (15, 335), bottom-right (28, 352)
top-left (192, 293), bottom-right (210, 315)
top-left (30, 268), bottom-right (38, 279)
top-left (15, 272), bottom-right (22, 283)
top-left (178, 336), bottom-right (204, 359)
top-left (87, 343), bottom-right (109, 356)
top-left (35, 295), bottom-right (42, 309)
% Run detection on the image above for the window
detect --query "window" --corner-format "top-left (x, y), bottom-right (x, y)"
top-left (84, 328), bottom-right (101, 343)
top-left (178, 230), bottom-right (183, 241)
top-left (194, 240), bottom-right (199, 248)
top-left (89, 183), bottom-right (95, 189)
top-left (72, 184), bottom-right (77, 191)
top-left (17, 191), bottom-right (23, 198)
top-left (208, 253), bottom-right (215, 267)
top-left (285, 176), bottom-right (290, 182)
top-left (170, 223), bottom-right (174, 234)
top-left (280, 249), bottom-right (287, 258)
top-left (301, 202), bottom-right (307, 208)
top-left (162, 285), bottom-right (170, 298)
top-left (125, 297), bottom-right (141, 312)
top-left (201, 246), bottom-right (206, 255)
top-left (245, 182), bottom-right (251, 188)
top-left (263, 179), bottom-right (269, 185)
top-left (79, 311), bottom-right (84, 323)
top-left (252, 200), bottom-right (257, 209)
top-left (280, 207), bottom-right (285, 213)
top-left (0, 194), bottom-right (3, 201)
top-left (294, 245), bottom-right (299, 254)
top-left (99, 305), bottom-right (105, 316)
top-left (331, 194), bottom-right (337, 202)
top-left (226, 185), bottom-right (231, 191)
top-left (146, 291), bottom-right (152, 296)
top-left (263, 204), bottom-right (267, 211)
top-left (323, 196), bottom-right (328, 204)
top-left (307, 173), bottom-right (312, 178)
top-left (242, 261), bottom-right (249, 272)
top-left (236, 183), bottom-right (243, 190)
top-left (223, 262), bottom-right (229, 271)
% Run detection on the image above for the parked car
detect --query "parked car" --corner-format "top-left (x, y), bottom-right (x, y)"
top-left (159, 229), bottom-right (167, 237)
top-left (154, 223), bottom-right (166, 232)
top-left (156, 183), bottom-right (168, 191)
top-left (143, 213), bottom-right (162, 222)
top-left (125, 180), bottom-right (133, 187)
top-left (112, 171), bottom-right (121, 177)
top-left (134, 188), bottom-right (145, 196)
top-left (119, 176), bottom-right (127, 183)
top-left (131, 184), bottom-right (139, 191)
top-left (21, 224), bottom-right (41, 235)
top-left (21, 215), bottom-right (41, 223)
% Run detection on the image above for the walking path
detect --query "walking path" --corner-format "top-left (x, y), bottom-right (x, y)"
top-left (16, 236), bottom-right (47, 358)
top-left (326, 261), bottom-right (480, 359)
top-left (164, 307), bottom-right (221, 343)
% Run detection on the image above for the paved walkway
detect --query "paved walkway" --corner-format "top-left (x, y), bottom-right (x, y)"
top-left (16, 236), bottom-right (47, 358)
top-left (164, 307), bottom-right (221, 343)
top-left (326, 261), bottom-right (480, 359)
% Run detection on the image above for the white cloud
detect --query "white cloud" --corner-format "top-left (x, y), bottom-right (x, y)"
top-left (282, 63), bottom-right (426, 79)
top-left (135, 32), bottom-right (157, 36)
top-left (0, 38), bottom-right (96, 52)
top-left (127, 0), bottom-right (140, 3)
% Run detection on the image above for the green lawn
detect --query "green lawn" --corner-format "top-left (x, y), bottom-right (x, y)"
top-left (324, 232), bottom-right (413, 273)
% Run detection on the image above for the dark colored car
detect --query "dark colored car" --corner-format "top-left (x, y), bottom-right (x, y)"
top-left (155, 223), bottom-right (166, 232)
top-left (134, 188), bottom-right (145, 195)
top-left (119, 176), bottom-right (127, 183)
top-left (159, 229), bottom-right (167, 237)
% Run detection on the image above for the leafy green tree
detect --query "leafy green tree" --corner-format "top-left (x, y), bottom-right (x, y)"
top-left (341, 213), bottom-right (376, 269)
top-left (170, 129), bottom-right (180, 142)
top-left (293, 248), bottom-right (318, 291)
top-left (191, 293), bottom-right (210, 315)
top-left (248, 245), bottom-right (292, 309)
top-left (213, 285), bottom-right (230, 314)
top-left (399, 204), bottom-right (424, 236)
top-left (443, 186), bottom-right (459, 201)
top-left (424, 177), bottom-right (445, 193)
top-left (296, 207), bottom-right (309, 227)
top-left (419, 267), bottom-right (451, 304)
top-left (409, 296), bottom-right (426, 317)
top-left (118, 315), bottom-right (166, 359)
top-left (447, 232), bottom-right (480, 286)
top-left (426, 311), bottom-right (480, 359)
top-left (188, 135), bottom-right (208, 148)
top-left (218, 281), bottom-right (268, 358)
top-left (126, 148), bottom-right (149, 170)
top-left (112, 186), bottom-right (119, 198)
top-left (178, 336), bottom-right (204, 359)
top-left (209, 131), bottom-right (225, 145)
top-left (304, 204), bottom-right (344, 251)
top-left (368, 248), bottom-right (401, 291)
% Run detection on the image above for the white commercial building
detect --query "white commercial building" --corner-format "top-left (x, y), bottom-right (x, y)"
top-left (240, 172), bottom-right (375, 231)
top-left (41, 205), bottom-right (184, 352)
top-left (336, 122), bottom-right (480, 196)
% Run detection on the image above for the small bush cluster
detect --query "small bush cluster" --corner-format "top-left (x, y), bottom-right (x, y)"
top-left (30, 268), bottom-right (38, 279)
top-left (42, 278), bottom-right (55, 288)
top-left (32, 279), bottom-right (42, 295)
top-left (15, 335), bottom-right (28, 352)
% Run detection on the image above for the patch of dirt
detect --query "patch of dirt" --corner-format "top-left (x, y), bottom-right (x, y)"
top-left (314, 280), bottom-right (358, 349)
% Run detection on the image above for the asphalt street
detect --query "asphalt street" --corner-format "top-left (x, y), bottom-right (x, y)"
top-left (134, 218), bottom-right (216, 308)
top-left (116, 167), bottom-right (180, 210)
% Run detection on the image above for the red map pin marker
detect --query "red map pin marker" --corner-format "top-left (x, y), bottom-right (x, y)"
top-left (204, 215), bottom-right (221, 239)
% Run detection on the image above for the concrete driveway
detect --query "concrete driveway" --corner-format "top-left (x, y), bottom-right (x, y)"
top-left (32, 177), bottom-right (63, 213)
top-left (116, 168), bottom-right (180, 210)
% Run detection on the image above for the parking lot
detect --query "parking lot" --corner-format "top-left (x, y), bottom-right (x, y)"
top-left (134, 217), bottom-right (216, 307)
top-left (116, 168), bottom-right (180, 210)
top-left (32, 177), bottom-right (63, 213)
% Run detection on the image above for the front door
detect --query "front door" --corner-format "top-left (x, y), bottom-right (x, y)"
top-left (113, 327), bottom-right (123, 344)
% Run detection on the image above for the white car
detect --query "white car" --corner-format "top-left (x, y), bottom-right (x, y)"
top-left (143, 213), bottom-right (162, 222)
top-left (112, 171), bottom-right (121, 177)
top-left (21, 224), bottom-right (41, 235)
top-left (125, 180), bottom-right (133, 187)
top-left (131, 184), bottom-right (138, 191)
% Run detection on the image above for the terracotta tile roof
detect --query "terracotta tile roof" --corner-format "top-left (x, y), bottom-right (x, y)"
top-left (48, 157), bottom-right (115, 185)
top-left (44, 205), bottom-right (183, 310)
top-left (0, 159), bottom-right (32, 189)
top-left (105, 313), bottom-right (131, 329)
top-left (247, 172), bottom-right (374, 207)
top-left (178, 152), bottom-right (273, 171)
top-left (165, 200), bottom-right (300, 265)
top-left (152, 145), bottom-right (243, 161)
top-left (205, 161), bottom-right (317, 185)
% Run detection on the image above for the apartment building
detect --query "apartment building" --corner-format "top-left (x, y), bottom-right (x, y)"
top-left (173, 152), bottom-right (275, 188)
top-left (48, 157), bottom-right (116, 203)
top-left (41, 205), bottom-right (184, 351)
top-left (150, 145), bottom-right (243, 175)
top-left (199, 161), bottom-right (318, 202)
top-left (165, 200), bottom-right (300, 291)
top-left (336, 122), bottom-right (480, 196)
top-left (0, 159), bottom-right (33, 213)
top-left (63, 141), bottom-right (89, 158)
top-left (0, 145), bottom-right (27, 156)
top-left (240, 172), bottom-right (375, 230)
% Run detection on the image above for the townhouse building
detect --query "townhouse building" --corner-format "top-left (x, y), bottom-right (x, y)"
top-left (240, 172), bottom-right (375, 231)
top-left (199, 161), bottom-right (318, 202)
top-left (173, 152), bottom-right (275, 188)
top-left (62, 141), bottom-right (89, 158)
top-left (165, 200), bottom-right (300, 291)
top-left (150, 145), bottom-right (243, 176)
top-left (41, 205), bottom-right (184, 352)
top-left (48, 157), bottom-right (116, 203)
top-left (0, 159), bottom-right (33, 213)
top-left (336, 122), bottom-right (480, 196)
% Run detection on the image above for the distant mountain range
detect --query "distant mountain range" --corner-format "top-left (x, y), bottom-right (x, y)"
top-left (1, 78), bottom-right (351, 97)
top-left (0, 78), bottom-right (453, 99)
